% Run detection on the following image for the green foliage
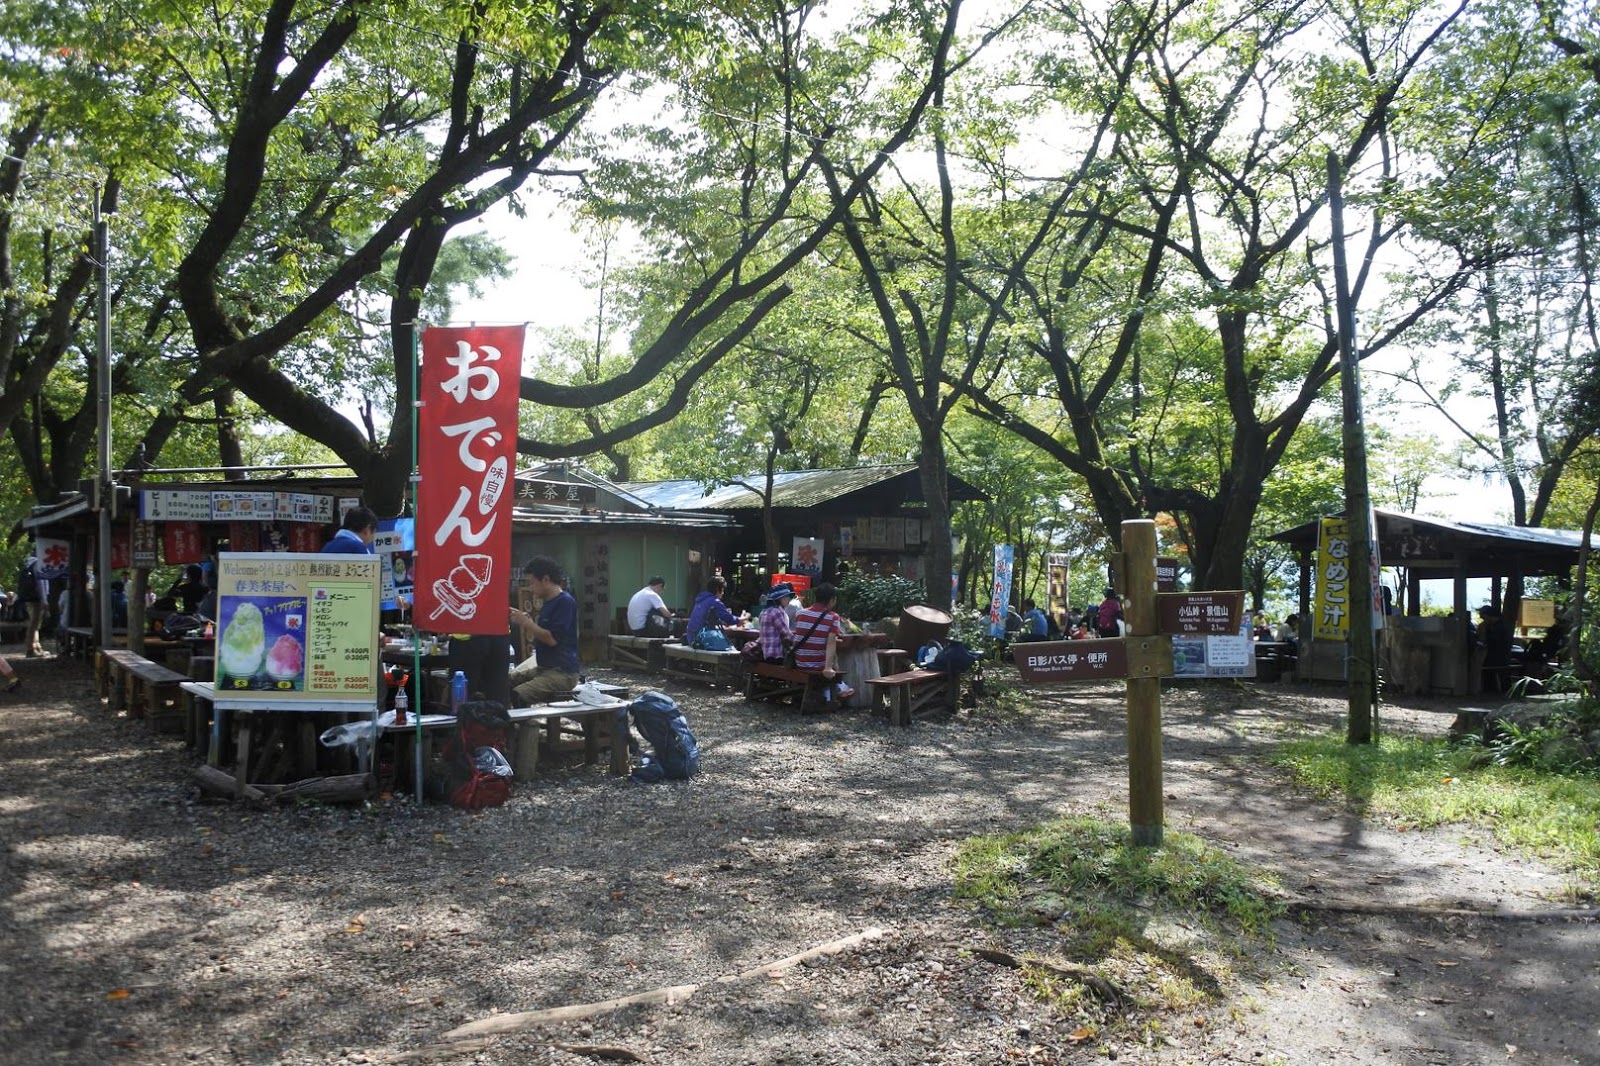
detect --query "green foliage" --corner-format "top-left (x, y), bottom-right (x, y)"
top-left (951, 816), bottom-right (1280, 1027)
top-left (834, 574), bottom-right (925, 622)
top-left (1273, 730), bottom-right (1600, 892)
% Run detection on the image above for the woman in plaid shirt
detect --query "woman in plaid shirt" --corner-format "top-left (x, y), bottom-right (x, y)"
top-left (757, 584), bottom-right (796, 663)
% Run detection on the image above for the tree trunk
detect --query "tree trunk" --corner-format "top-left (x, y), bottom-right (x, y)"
top-left (918, 434), bottom-right (954, 611)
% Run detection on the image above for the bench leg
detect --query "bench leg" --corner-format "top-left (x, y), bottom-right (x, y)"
top-left (512, 722), bottom-right (541, 778)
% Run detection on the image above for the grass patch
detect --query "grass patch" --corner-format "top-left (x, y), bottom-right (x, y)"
top-left (951, 816), bottom-right (1282, 1038)
top-left (1272, 730), bottom-right (1600, 895)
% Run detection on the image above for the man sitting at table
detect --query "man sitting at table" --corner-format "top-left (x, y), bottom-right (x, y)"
top-left (790, 583), bottom-right (855, 701)
top-left (627, 576), bottom-right (674, 637)
top-left (508, 555), bottom-right (580, 704)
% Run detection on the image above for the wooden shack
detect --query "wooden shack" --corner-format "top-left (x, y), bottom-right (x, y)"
top-left (1269, 509), bottom-right (1592, 695)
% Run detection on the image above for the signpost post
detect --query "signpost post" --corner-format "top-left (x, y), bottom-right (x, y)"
top-left (1012, 521), bottom-right (1252, 847)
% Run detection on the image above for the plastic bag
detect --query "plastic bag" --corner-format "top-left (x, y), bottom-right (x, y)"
top-left (319, 721), bottom-right (378, 748)
top-left (472, 746), bottom-right (513, 778)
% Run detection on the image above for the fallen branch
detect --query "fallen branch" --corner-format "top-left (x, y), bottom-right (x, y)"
top-left (1279, 895), bottom-right (1600, 922)
top-left (554, 1044), bottom-right (648, 1062)
top-left (971, 946), bottom-right (1125, 1003)
top-left (192, 765), bottom-right (268, 804)
top-left (440, 927), bottom-right (887, 1041)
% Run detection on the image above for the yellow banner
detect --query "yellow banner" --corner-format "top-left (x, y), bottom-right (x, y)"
top-left (1313, 518), bottom-right (1351, 642)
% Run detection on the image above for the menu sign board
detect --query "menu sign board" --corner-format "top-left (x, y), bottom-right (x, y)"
top-left (1012, 638), bottom-right (1128, 683)
top-left (213, 552), bottom-right (380, 707)
top-left (1158, 591), bottom-right (1245, 635)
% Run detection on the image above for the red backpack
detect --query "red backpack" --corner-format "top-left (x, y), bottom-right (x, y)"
top-left (431, 701), bottom-right (514, 809)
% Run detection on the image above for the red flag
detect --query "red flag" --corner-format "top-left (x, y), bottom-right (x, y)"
top-left (413, 325), bottom-right (521, 634)
top-left (163, 522), bottom-right (204, 564)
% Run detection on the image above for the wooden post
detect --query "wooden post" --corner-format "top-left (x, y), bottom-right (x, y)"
top-left (1123, 519), bottom-right (1162, 847)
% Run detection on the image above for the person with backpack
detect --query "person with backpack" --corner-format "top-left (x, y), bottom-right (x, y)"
top-left (1097, 587), bottom-right (1124, 637)
top-left (685, 576), bottom-right (737, 649)
top-left (790, 583), bottom-right (856, 702)
top-left (17, 555), bottom-right (48, 658)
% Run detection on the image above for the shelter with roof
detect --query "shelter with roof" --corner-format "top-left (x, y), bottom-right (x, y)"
top-left (619, 463), bottom-right (987, 604)
top-left (1269, 509), bottom-right (1593, 695)
top-left (22, 463), bottom-right (741, 662)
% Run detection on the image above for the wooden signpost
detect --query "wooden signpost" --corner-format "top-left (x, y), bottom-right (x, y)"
top-left (1013, 521), bottom-right (1248, 847)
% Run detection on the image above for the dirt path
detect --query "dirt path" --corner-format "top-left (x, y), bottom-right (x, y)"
top-left (1, 651), bottom-right (1596, 1065)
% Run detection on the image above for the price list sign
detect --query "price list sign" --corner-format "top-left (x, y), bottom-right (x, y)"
top-left (214, 553), bottom-right (381, 707)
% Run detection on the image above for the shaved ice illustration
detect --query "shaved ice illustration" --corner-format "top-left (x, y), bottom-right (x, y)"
top-left (219, 602), bottom-right (266, 680)
top-left (265, 634), bottom-right (304, 682)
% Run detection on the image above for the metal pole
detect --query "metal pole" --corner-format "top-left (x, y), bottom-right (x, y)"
top-left (1123, 518), bottom-right (1162, 846)
top-left (94, 201), bottom-right (115, 648)
top-left (1327, 152), bottom-right (1378, 743)
top-left (412, 323), bottom-right (425, 804)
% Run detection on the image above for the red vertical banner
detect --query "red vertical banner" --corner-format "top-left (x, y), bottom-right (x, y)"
top-left (413, 325), bottom-right (522, 634)
top-left (163, 522), bottom-right (204, 564)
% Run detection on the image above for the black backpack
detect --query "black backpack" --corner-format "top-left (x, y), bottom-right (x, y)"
top-left (624, 691), bottom-right (701, 783)
top-left (15, 561), bottom-right (38, 603)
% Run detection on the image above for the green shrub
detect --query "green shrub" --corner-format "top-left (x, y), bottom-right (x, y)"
top-left (834, 574), bottom-right (925, 621)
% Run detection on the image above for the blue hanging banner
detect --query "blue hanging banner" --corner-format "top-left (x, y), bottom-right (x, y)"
top-left (988, 544), bottom-right (1015, 637)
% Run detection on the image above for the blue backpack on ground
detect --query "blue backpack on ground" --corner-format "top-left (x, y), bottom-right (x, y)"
top-left (623, 691), bottom-right (701, 783)
top-left (919, 639), bottom-right (983, 677)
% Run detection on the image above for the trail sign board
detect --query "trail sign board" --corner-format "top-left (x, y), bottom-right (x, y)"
top-left (1157, 591), bottom-right (1245, 635)
top-left (1156, 557), bottom-right (1180, 592)
top-left (1012, 636), bottom-right (1175, 683)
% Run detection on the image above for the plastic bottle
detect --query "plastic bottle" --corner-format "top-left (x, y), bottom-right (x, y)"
top-left (450, 670), bottom-right (467, 716)
top-left (394, 686), bottom-right (409, 725)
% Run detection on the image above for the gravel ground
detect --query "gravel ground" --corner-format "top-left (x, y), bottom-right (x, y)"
top-left (2, 649), bottom-right (1598, 1066)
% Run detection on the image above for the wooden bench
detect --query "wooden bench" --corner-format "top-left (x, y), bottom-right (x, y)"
top-left (99, 649), bottom-right (190, 732)
top-left (609, 634), bottom-right (675, 671)
top-left (507, 704), bottom-right (630, 778)
top-left (662, 644), bottom-right (745, 688)
top-left (866, 668), bottom-right (957, 727)
top-left (744, 661), bottom-right (840, 713)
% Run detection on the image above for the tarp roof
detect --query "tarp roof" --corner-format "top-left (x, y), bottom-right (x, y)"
top-left (618, 464), bottom-right (987, 511)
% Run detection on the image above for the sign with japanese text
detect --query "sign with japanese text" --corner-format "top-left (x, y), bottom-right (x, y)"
top-left (33, 538), bottom-right (70, 580)
top-left (132, 521), bottom-right (159, 567)
top-left (514, 478), bottom-right (596, 505)
top-left (414, 325), bottom-right (522, 634)
top-left (1313, 517), bottom-right (1351, 642)
top-left (1172, 620), bottom-right (1256, 678)
top-left (1520, 599), bottom-right (1556, 629)
top-left (374, 518), bottom-right (414, 612)
top-left (1047, 552), bottom-right (1070, 621)
top-left (163, 522), bottom-right (205, 564)
top-left (988, 544), bottom-right (1015, 637)
top-left (1013, 638), bottom-right (1128, 683)
top-left (213, 552), bottom-right (379, 706)
top-left (792, 537), bottom-right (824, 576)
top-left (771, 572), bottom-right (813, 596)
top-left (1156, 557), bottom-right (1180, 592)
top-left (1158, 591), bottom-right (1245, 635)
top-left (110, 528), bottom-right (131, 571)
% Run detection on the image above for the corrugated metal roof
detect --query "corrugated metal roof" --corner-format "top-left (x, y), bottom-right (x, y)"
top-left (621, 465), bottom-right (925, 511)
top-left (1270, 508), bottom-right (1595, 551)
top-left (511, 504), bottom-right (736, 529)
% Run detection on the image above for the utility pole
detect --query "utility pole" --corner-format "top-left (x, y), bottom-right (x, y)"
top-left (1327, 152), bottom-right (1378, 743)
top-left (94, 194), bottom-right (114, 648)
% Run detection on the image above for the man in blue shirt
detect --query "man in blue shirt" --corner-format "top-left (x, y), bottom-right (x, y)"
top-left (509, 555), bottom-right (580, 704)
top-left (1020, 598), bottom-right (1050, 641)
top-left (323, 506), bottom-right (378, 554)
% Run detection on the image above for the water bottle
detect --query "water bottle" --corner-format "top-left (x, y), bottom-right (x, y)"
top-left (450, 671), bottom-right (467, 717)
top-left (394, 686), bottom-right (409, 725)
